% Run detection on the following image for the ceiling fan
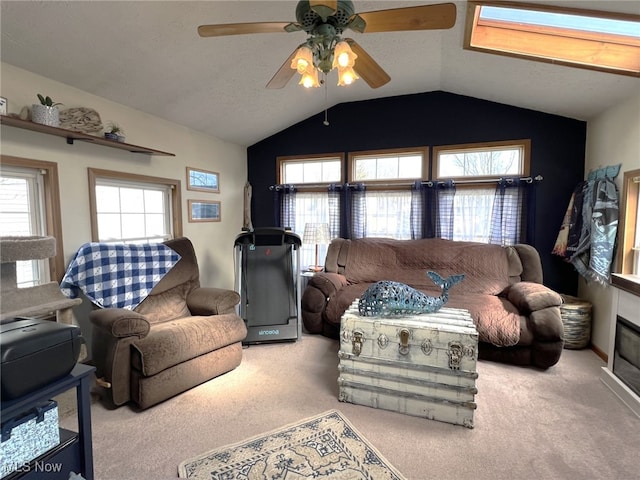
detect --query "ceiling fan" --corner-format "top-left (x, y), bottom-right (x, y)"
top-left (198, 1), bottom-right (456, 89)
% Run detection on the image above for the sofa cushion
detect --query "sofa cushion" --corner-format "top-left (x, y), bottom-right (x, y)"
top-left (448, 293), bottom-right (521, 347)
top-left (131, 313), bottom-right (247, 376)
top-left (135, 282), bottom-right (193, 324)
top-left (343, 238), bottom-right (510, 295)
top-left (328, 283), bottom-right (371, 327)
top-left (505, 282), bottom-right (562, 313)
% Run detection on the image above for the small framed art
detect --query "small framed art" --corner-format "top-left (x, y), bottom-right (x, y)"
top-left (187, 167), bottom-right (219, 193)
top-left (188, 199), bottom-right (221, 222)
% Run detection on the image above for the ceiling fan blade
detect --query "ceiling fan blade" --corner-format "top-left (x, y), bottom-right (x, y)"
top-left (345, 39), bottom-right (390, 89)
top-left (266, 49), bottom-right (298, 89)
top-left (198, 22), bottom-right (293, 37)
top-left (357, 3), bottom-right (456, 33)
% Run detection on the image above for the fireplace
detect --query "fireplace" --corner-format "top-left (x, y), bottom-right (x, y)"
top-left (612, 316), bottom-right (640, 397)
top-left (601, 283), bottom-right (640, 417)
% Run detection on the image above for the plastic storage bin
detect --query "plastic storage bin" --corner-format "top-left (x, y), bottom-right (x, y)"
top-left (1, 400), bottom-right (60, 478)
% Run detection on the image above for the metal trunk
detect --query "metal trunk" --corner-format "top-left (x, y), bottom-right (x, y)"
top-left (338, 301), bottom-right (479, 428)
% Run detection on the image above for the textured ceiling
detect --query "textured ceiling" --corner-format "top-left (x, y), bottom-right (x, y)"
top-left (1, 1), bottom-right (639, 147)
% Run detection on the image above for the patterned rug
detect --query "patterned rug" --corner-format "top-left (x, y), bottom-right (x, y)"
top-left (178, 409), bottom-right (406, 479)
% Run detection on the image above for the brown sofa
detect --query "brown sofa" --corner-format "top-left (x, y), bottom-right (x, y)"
top-left (302, 237), bottom-right (564, 368)
top-left (90, 237), bottom-right (247, 409)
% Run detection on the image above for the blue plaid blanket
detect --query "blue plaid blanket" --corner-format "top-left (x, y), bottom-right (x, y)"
top-left (61, 242), bottom-right (181, 309)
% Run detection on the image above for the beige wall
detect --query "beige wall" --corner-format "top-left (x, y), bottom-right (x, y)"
top-left (581, 89), bottom-right (640, 355)
top-left (0, 62), bottom-right (247, 289)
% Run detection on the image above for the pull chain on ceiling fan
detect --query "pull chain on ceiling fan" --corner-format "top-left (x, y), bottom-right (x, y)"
top-left (198, 1), bottom-right (456, 90)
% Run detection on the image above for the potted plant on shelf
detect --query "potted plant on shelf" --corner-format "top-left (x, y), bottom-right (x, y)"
top-left (104, 122), bottom-right (125, 143)
top-left (32, 94), bottom-right (63, 127)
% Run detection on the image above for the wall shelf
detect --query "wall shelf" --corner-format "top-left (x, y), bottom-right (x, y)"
top-left (0, 115), bottom-right (175, 157)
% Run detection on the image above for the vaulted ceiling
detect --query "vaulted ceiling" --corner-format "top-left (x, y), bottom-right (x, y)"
top-left (1, 1), bottom-right (638, 147)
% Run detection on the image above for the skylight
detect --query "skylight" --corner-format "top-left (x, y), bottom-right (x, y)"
top-left (464, 1), bottom-right (640, 76)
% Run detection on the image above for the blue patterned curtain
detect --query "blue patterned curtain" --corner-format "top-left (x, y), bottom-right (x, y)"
top-left (411, 181), bottom-right (426, 239)
top-left (347, 183), bottom-right (366, 239)
top-left (489, 178), bottom-right (534, 246)
top-left (274, 185), bottom-right (297, 230)
top-left (327, 184), bottom-right (341, 239)
top-left (434, 180), bottom-right (456, 240)
top-left (274, 178), bottom-right (534, 245)
top-left (410, 180), bottom-right (457, 239)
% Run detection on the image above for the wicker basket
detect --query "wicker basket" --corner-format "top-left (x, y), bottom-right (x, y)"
top-left (559, 294), bottom-right (592, 349)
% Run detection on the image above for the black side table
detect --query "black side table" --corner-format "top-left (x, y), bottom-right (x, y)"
top-left (1, 363), bottom-right (95, 480)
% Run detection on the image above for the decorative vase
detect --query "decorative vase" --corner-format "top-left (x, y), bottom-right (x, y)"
top-left (104, 132), bottom-right (118, 141)
top-left (31, 104), bottom-right (60, 127)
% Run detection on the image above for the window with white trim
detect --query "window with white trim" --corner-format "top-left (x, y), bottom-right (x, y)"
top-left (435, 143), bottom-right (525, 179)
top-left (363, 190), bottom-right (414, 239)
top-left (348, 148), bottom-right (428, 239)
top-left (279, 156), bottom-right (341, 184)
top-left (0, 166), bottom-right (49, 286)
top-left (618, 169), bottom-right (640, 276)
top-left (353, 152), bottom-right (423, 181)
top-left (433, 140), bottom-right (530, 244)
top-left (278, 154), bottom-right (344, 268)
top-left (88, 168), bottom-right (182, 243)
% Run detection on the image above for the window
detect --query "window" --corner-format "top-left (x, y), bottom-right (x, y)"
top-left (277, 154), bottom-right (344, 268)
top-left (88, 168), bottom-right (182, 243)
top-left (352, 152), bottom-right (423, 182)
top-left (618, 169), bottom-right (640, 276)
top-left (449, 187), bottom-right (496, 244)
top-left (362, 191), bottom-right (413, 239)
top-left (278, 155), bottom-right (342, 185)
top-left (433, 140), bottom-right (530, 244)
top-left (465, 1), bottom-right (640, 76)
top-left (436, 144), bottom-right (525, 179)
top-left (278, 143), bottom-right (530, 247)
top-left (348, 148), bottom-right (428, 239)
top-left (0, 166), bottom-right (47, 286)
top-left (0, 156), bottom-right (64, 283)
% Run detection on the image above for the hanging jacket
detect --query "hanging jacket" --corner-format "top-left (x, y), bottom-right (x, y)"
top-left (569, 177), bottom-right (619, 284)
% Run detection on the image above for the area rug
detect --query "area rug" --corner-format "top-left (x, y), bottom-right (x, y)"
top-left (178, 409), bottom-right (406, 479)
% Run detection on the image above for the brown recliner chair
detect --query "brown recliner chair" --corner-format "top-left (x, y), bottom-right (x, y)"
top-left (89, 237), bottom-right (247, 409)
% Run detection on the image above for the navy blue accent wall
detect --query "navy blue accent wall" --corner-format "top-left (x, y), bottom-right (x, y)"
top-left (247, 91), bottom-right (586, 294)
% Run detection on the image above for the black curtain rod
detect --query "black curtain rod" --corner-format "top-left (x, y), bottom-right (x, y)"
top-left (269, 175), bottom-right (543, 191)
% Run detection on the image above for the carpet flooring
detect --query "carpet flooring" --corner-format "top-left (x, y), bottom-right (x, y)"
top-left (60, 334), bottom-right (640, 480)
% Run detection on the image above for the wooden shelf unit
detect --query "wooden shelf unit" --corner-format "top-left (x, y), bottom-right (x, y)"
top-left (0, 115), bottom-right (175, 157)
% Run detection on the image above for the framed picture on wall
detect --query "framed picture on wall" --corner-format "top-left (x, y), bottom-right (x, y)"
top-left (188, 199), bottom-right (221, 222)
top-left (187, 167), bottom-right (219, 193)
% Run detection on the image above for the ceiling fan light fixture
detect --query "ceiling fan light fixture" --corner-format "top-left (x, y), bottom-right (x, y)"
top-left (200, 1), bottom-right (457, 91)
top-left (337, 65), bottom-right (359, 86)
top-left (291, 46), bottom-right (315, 74)
top-left (299, 67), bottom-right (321, 88)
top-left (332, 40), bottom-right (357, 69)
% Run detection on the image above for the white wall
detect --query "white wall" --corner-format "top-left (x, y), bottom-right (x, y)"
top-left (582, 89), bottom-right (640, 354)
top-left (1, 63), bottom-right (247, 344)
